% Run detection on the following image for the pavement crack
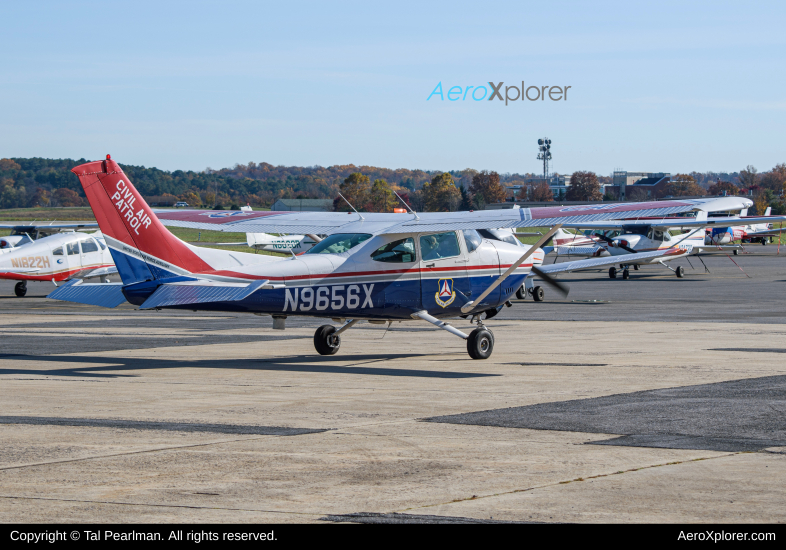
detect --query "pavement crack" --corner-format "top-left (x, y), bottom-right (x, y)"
top-left (0, 495), bottom-right (319, 516)
top-left (0, 435), bottom-right (290, 472)
top-left (397, 452), bottom-right (742, 512)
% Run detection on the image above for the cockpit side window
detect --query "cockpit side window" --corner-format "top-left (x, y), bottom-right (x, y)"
top-left (371, 238), bottom-right (416, 263)
top-left (52, 246), bottom-right (64, 256)
top-left (80, 239), bottom-right (99, 253)
top-left (420, 232), bottom-right (461, 261)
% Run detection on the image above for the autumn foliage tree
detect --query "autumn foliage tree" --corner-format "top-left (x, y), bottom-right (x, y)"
top-left (707, 181), bottom-right (740, 196)
top-left (566, 171), bottom-right (603, 201)
top-left (529, 182), bottom-right (554, 201)
top-left (422, 172), bottom-right (461, 212)
top-left (665, 174), bottom-right (705, 197)
top-left (51, 188), bottom-right (84, 207)
top-left (759, 163), bottom-right (786, 194)
top-left (334, 172), bottom-right (370, 211)
top-left (368, 179), bottom-right (397, 212)
top-left (469, 170), bottom-right (507, 207)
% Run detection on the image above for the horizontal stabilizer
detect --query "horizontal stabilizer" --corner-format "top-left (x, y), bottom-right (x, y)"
top-left (47, 279), bottom-right (127, 308)
top-left (139, 279), bottom-right (269, 310)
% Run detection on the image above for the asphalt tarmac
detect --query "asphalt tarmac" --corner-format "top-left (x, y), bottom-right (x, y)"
top-left (0, 246), bottom-right (784, 523)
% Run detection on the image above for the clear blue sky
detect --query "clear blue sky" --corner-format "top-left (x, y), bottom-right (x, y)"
top-left (1, 1), bottom-right (784, 175)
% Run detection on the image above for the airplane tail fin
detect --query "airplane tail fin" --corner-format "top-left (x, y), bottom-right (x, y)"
top-left (71, 156), bottom-right (214, 285)
top-left (765, 207), bottom-right (772, 216)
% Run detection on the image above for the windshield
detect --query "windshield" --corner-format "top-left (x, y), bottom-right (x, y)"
top-left (306, 233), bottom-right (372, 255)
top-left (478, 228), bottom-right (520, 246)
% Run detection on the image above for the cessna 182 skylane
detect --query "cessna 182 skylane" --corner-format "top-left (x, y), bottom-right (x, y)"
top-left (0, 230), bottom-right (115, 296)
top-left (49, 156), bottom-right (758, 359)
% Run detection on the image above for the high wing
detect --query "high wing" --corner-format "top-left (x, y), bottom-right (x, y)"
top-left (0, 223), bottom-right (98, 230)
top-left (156, 197), bottom-right (754, 236)
top-left (537, 247), bottom-right (688, 275)
top-left (558, 213), bottom-right (786, 231)
top-left (744, 226), bottom-right (786, 238)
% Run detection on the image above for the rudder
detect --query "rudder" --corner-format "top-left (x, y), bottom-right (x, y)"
top-left (72, 155), bottom-right (213, 284)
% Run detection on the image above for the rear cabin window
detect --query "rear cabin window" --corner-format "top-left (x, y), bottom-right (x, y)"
top-left (66, 242), bottom-right (79, 255)
top-left (306, 234), bottom-right (372, 255)
top-left (371, 238), bottom-right (416, 263)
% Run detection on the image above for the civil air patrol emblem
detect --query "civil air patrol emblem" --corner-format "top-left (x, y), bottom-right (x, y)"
top-left (435, 278), bottom-right (456, 308)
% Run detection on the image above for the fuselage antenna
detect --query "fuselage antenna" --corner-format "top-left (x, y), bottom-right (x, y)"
top-left (393, 190), bottom-right (420, 221)
top-left (338, 192), bottom-right (365, 221)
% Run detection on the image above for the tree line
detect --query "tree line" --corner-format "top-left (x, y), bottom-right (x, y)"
top-left (1, 157), bottom-right (784, 214)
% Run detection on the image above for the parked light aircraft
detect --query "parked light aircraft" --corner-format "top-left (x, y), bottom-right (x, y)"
top-left (543, 208), bottom-right (786, 280)
top-left (0, 222), bottom-right (98, 253)
top-left (0, 231), bottom-right (115, 296)
top-left (50, 156), bottom-right (758, 359)
top-left (706, 208), bottom-right (786, 247)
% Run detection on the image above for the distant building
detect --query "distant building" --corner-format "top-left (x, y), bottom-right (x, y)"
top-left (271, 198), bottom-right (334, 212)
top-left (612, 171), bottom-right (670, 200)
top-left (505, 174), bottom-right (569, 200)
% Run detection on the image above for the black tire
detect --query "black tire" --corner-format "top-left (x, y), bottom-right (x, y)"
top-left (633, 264), bottom-right (639, 271)
top-left (532, 286), bottom-right (544, 301)
top-left (515, 286), bottom-right (527, 300)
top-left (676, 266), bottom-right (685, 278)
top-left (467, 328), bottom-right (494, 360)
top-left (733, 249), bottom-right (739, 256)
top-left (622, 268), bottom-right (630, 280)
top-left (761, 239), bottom-right (767, 246)
top-left (609, 267), bottom-right (617, 279)
top-left (314, 325), bottom-right (340, 355)
top-left (14, 282), bottom-right (26, 297)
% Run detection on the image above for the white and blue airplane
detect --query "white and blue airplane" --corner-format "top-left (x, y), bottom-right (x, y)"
top-left (49, 155), bottom-right (758, 359)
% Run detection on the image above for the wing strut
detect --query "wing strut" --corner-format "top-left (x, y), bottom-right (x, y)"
top-left (461, 225), bottom-right (562, 314)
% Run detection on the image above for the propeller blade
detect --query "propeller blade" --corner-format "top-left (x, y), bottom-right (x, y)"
top-left (596, 232), bottom-right (638, 254)
top-left (531, 266), bottom-right (570, 297)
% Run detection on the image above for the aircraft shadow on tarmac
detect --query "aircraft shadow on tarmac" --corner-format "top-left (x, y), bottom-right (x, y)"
top-left (0, 353), bottom-right (498, 379)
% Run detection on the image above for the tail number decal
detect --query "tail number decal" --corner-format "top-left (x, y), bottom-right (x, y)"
top-left (10, 256), bottom-right (50, 269)
top-left (112, 180), bottom-right (152, 235)
top-left (283, 284), bottom-right (374, 312)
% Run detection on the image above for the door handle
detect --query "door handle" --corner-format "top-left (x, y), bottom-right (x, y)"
top-left (425, 263), bottom-right (435, 268)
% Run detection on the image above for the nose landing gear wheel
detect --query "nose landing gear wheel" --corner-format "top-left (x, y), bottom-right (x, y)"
top-left (609, 266), bottom-right (617, 279)
top-left (622, 268), bottom-right (630, 279)
top-left (314, 325), bottom-right (340, 355)
top-left (532, 285), bottom-right (545, 301)
top-left (14, 282), bottom-right (27, 297)
top-left (733, 249), bottom-right (739, 255)
top-left (467, 328), bottom-right (494, 360)
top-left (676, 266), bottom-right (685, 278)
top-left (516, 286), bottom-right (527, 300)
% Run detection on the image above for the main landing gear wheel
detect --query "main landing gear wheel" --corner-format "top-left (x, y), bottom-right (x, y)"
top-left (467, 328), bottom-right (494, 360)
top-left (761, 239), bottom-right (767, 246)
top-left (633, 264), bottom-right (639, 271)
top-left (622, 268), bottom-right (630, 279)
top-left (609, 267), bottom-right (617, 279)
top-left (733, 249), bottom-right (739, 255)
top-left (676, 266), bottom-right (685, 278)
top-left (532, 286), bottom-right (544, 302)
top-left (14, 282), bottom-right (27, 297)
top-left (516, 286), bottom-right (527, 300)
top-left (314, 325), bottom-right (340, 355)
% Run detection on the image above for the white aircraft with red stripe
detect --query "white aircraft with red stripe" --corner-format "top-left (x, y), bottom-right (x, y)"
top-left (50, 155), bottom-right (759, 359)
top-left (0, 230), bottom-right (115, 296)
